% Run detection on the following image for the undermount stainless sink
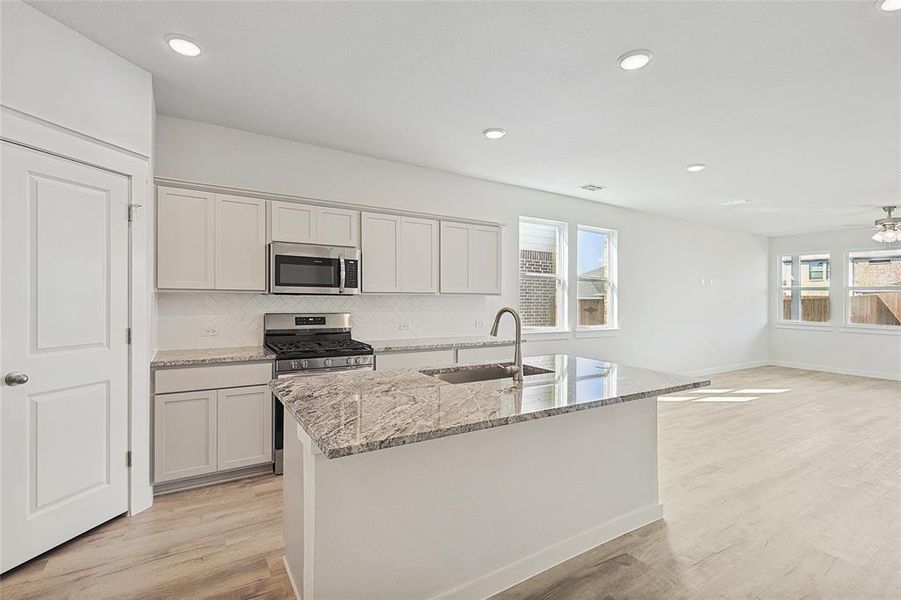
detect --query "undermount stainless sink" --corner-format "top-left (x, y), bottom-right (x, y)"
top-left (420, 362), bottom-right (553, 385)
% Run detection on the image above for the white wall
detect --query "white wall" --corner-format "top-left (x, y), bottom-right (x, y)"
top-left (155, 115), bottom-right (769, 375)
top-left (769, 229), bottom-right (901, 380)
top-left (0, 0), bottom-right (153, 157)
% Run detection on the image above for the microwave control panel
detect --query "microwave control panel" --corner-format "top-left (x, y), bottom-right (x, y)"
top-left (345, 259), bottom-right (359, 289)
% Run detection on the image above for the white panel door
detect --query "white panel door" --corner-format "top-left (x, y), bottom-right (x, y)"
top-left (270, 200), bottom-right (317, 243)
top-left (400, 217), bottom-right (439, 293)
top-left (317, 206), bottom-right (360, 247)
top-left (214, 194), bottom-right (266, 291)
top-left (153, 390), bottom-right (218, 483)
top-left (157, 186), bottom-right (215, 289)
top-left (469, 225), bottom-right (502, 294)
top-left (217, 385), bottom-right (272, 471)
top-left (439, 221), bottom-right (471, 293)
top-left (361, 212), bottom-right (401, 293)
top-left (1, 142), bottom-right (129, 572)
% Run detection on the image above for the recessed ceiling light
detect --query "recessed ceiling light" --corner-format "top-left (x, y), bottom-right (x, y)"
top-left (166, 35), bottom-right (203, 57)
top-left (686, 163), bottom-right (707, 173)
top-left (580, 184), bottom-right (606, 192)
top-left (877, 0), bottom-right (901, 11)
top-left (482, 128), bottom-right (506, 140)
top-left (617, 49), bottom-right (652, 71)
top-left (721, 199), bottom-right (751, 206)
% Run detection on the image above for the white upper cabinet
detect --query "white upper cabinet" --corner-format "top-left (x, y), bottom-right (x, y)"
top-left (270, 201), bottom-right (316, 244)
top-left (157, 186), bottom-right (266, 291)
top-left (400, 217), bottom-right (439, 293)
top-left (270, 201), bottom-right (359, 248)
top-left (440, 221), bottom-right (501, 294)
top-left (362, 213), bottom-right (439, 294)
top-left (215, 194), bottom-right (266, 291)
top-left (318, 206), bottom-right (360, 247)
top-left (157, 187), bottom-right (215, 289)
top-left (361, 212), bottom-right (400, 293)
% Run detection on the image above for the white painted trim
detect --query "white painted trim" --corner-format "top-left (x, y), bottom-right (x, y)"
top-left (770, 360), bottom-right (901, 382)
top-left (431, 503), bottom-right (663, 600)
top-left (574, 327), bottom-right (622, 338)
top-left (1, 105), bottom-right (154, 515)
top-left (772, 322), bottom-right (835, 332)
top-left (282, 555), bottom-right (301, 600)
top-left (690, 360), bottom-right (771, 377)
top-left (839, 325), bottom-right (901, 336)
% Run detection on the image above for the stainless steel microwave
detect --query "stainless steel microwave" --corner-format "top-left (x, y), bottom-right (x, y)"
top-left (268, 242), bottom-right (360, 295)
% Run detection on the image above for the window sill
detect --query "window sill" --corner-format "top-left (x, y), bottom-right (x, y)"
top-left (575, 327), bottom-right (621, 338)
top-left (772, 322), bottom-right (834, 332)
top-left (523, 328), bottom-right (572, 341)
top-left (839, 325), bottom-right (901, 336)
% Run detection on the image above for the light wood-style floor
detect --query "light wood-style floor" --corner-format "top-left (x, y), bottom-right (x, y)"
top-left (2, 366), bottom-right (899, 599)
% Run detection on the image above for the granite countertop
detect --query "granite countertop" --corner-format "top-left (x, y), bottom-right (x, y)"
top-left (271, 354), bottom-right (709, 459)
top-left (367, 335), bottom-right (520, 353)
top-left (151, 346), bottom-right (276, 368)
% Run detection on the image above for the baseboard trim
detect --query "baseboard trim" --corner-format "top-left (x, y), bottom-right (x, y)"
top-left (769, 360), bottom-right (901, 382)
top-left (283, 555), bottom-right (301, 599)
top-left (431, 502), bottom-right (664, 600)
top-left (152, 463), bottom-right (274, 496)
top-left (690, 360), bottom-right (770, 377)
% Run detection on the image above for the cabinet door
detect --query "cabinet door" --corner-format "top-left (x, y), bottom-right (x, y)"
top-left (469, 225), bottom-right (502, 294)
top-left (361, 212), bottom-right (401, 293)
top-left (153, 390), bottom-right (217, 483)
top-left (400, 217), bottom-right (439, 293)
top-left (439, 221), bottom-right (471, 293)
top-left (215, 194), bottom-right (266, 290)
top-left (270, 200), bottom-right (317, 243)
top-left (157, 187), bottom-right (215, 289)
top-left (317, 206), bottom-right (360, 247)
top-left (217, 385), bottom-right (273, 471)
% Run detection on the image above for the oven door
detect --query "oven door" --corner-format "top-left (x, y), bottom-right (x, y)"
top-left (269, 242), bottom-right (360, 295)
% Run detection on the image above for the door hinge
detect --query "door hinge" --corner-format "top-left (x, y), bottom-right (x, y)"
top-left (126, 328), bottom-right (132, 344)
top-left (128, 203), bottom-right (143, 223)
top-left (126, 451), bottom-right (132, 468)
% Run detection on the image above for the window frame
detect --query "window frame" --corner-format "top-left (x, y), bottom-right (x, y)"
top-left (518, 216), bottom-right (569, 333)
top-left (844, 249), bottom-right (901, 332)
top-left (777, 252), bottom-right (832, 326)
top-left (575, 224), bottom-right (618, 332)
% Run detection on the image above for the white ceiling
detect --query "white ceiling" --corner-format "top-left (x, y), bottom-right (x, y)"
top-left (29, 1), bottom-right (900, 236)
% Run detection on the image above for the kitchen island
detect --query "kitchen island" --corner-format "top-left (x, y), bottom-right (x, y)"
top-left (271, 354), bottom-right (708, 599)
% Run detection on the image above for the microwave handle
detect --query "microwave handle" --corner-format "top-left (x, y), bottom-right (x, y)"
top-left (339, 253), bottom-right (346, 294)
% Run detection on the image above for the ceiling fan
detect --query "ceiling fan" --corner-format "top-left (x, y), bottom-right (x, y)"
top-left (870, 206), bottom-right (900, 244)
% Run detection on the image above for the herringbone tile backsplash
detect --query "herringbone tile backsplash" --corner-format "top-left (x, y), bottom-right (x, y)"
top-left (156, 292), bottom-right (507, 349)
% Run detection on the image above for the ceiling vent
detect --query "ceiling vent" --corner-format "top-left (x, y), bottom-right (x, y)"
top-left (580, 184), bottom-right (606, 192)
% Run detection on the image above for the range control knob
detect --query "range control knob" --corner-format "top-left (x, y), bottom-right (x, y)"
top-left (346, 357), bottom-right (354, 365)
top-left (354, 356), bottom-right (364, 365)
top-left (301, 360), bottom-right (309, 369)
top-left (324, 358), bottom-right (332, 367)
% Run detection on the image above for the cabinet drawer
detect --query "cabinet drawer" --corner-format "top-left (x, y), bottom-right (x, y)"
top-left (374, 349), bottom-right (456, 371)
top-left (154, 362), bottom-right (272, 394)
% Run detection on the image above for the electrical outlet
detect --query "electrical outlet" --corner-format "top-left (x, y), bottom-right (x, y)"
top-left (398, 321), bottom-right (412, 331)
top-left (475, 319), bottom-right (486, 328)
top-left (201, 326), bottom-right (219, 337)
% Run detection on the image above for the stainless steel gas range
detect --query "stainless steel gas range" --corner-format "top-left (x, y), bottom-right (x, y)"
top-left (264, 313), bottom-right (374, 474)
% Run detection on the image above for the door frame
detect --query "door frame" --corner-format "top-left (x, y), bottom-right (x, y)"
top-left (1, 105), bottom-right (154, 514)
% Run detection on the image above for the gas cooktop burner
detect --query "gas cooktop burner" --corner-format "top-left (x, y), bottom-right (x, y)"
top-left (265, 339), bottom-right (373, 359)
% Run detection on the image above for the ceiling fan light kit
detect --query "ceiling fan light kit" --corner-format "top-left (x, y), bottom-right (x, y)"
top-left (871, 206), bottom-right (900, 244)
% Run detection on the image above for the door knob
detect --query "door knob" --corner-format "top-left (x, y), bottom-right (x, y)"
top-left (4, 371), bottom-right (28, 386)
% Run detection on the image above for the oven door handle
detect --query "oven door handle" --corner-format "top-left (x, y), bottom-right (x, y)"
top-left (339, 253), bottom-right (346, 294)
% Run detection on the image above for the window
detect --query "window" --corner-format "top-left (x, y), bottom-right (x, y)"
top-left (780, 254), bottom-right (830, 323)
top-left (519, 218), bottom-right (567, 330)
top-left (577, 225), bottom-right (617, 328)
top-left (848, 250), bottom-right (901, 328)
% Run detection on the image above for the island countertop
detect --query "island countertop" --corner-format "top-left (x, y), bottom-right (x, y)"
top-left (271, 354), bottom-right (709, 459)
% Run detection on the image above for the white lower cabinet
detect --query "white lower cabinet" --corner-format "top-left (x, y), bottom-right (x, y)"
top-left (217, 385), bottom-right (272, 471)
top-left (154, 390), bottom-right (218, 483)
top-left (153, 378), bottom-right (272, 485)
